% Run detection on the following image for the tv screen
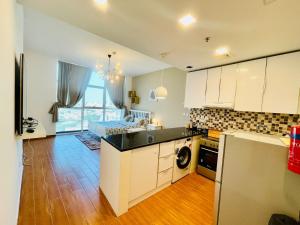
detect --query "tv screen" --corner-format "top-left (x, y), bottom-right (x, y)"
top-left (15, 53), bottom-right (24, 135)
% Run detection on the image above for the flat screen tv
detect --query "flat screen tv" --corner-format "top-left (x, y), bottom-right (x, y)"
top-left (15, 53), bottom-right (24, 135)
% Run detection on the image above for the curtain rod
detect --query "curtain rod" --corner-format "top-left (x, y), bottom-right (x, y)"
top-left (188, 49), bottom-right (300, 73)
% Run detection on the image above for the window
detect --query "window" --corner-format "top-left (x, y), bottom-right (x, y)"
top-left (56, 72), bottom-right (122, 132)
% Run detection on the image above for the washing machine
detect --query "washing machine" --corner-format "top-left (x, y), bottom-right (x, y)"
top-left (172, 138), bottom-right (192, 183)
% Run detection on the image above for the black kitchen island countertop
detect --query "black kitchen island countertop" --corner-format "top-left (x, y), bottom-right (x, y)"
top-left (101, 127), bottom-right (204, 151)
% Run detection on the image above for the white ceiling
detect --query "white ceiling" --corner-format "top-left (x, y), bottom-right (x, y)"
top-left (23, 7), bottom-right (170, 76)
top-left (20, 0), bottom-right (300, 71)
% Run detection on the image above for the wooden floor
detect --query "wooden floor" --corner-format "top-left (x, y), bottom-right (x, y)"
top-left (18, 135), bottom-right (215, 225)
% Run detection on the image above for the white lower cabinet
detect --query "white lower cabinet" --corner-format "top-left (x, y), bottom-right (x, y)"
top-left (129, 145), bottom-right (159, 201)
top-left (157, 168), bottom-right (173, 187)
top-left (158, 154), bottom-right (174, 172)
top-left (129, 141), bottom-right (176, 203)
top-left (157, 142), bottom-right (174, 187)
top-left (159, 141), bottom-right (174, 157)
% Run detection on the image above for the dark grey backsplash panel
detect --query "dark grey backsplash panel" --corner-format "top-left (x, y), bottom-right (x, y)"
top-left (190, 108), bottom-right (300, 136)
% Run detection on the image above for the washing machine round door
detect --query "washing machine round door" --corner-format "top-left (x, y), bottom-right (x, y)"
top-left (176, 146), bottom-right (192, 169)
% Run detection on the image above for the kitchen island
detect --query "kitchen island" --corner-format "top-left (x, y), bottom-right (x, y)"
top-left (100, 127), bottom-right (203, 216)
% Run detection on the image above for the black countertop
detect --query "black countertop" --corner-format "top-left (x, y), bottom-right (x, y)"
top-left (101, 127), bottom-right (204, 152)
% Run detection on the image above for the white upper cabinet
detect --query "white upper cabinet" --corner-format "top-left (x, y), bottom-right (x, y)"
top-left (205, 67), bottom-right (221, 106)
top-left (234, 58), bottom-right (267, 112)
top-left (262, 52), bottom-right (300, 114)
top-left (219, 64), bottom-right (238, 107)
top-left (185, 52), bottom-right (300, 112)
top-left (184, 70), bottom-right (207, 108)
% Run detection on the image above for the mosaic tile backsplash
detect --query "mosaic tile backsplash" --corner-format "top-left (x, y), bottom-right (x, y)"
top-left (190, 108), bottom-right (300, 136)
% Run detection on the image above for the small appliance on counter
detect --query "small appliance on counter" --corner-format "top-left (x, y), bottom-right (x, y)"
top-left (208, 129), bottom-right (221, 139)
top-left (23, 117), bottom-right (39, 133)
top-left (186, 122), bottom-right (198, 131)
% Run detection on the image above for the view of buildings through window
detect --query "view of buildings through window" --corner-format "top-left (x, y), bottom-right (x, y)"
top-left (56, 71), bottom-right (121, 132)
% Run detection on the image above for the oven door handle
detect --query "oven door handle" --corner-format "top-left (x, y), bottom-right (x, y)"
top-left (201, 147), bottom-right (218, 154)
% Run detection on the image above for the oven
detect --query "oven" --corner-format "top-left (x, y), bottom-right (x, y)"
top-left (197, 138), bottom-right (219, 181)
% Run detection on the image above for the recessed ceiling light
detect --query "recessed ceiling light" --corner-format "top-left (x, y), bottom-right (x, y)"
top-left (215, 47), bottom-right (230, 56)
top-left (179, 14), bottom-right (196, 26)
top-left (95, 0), bottom-right (107, 5)
top-left (95, 0), bottom-right (108, 10)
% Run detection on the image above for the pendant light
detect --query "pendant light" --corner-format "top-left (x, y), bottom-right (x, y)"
top-left (155, 69), bottom-right (168, 100)
top-left (155, 53), bottom-right (168, 100)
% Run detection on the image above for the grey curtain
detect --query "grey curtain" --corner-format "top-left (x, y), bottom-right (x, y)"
top-left (49, 61), bottom-right (92, 122)
top-left (105, 76), bottom-right (128, 116)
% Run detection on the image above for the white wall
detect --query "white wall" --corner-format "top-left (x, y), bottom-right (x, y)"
top-left (24, 50), bottom-right (57, 135)
top-left (132, 67), bottom-right (189, 128)
top-left (15, 4), bottom-right (23, 61)
top-left (0, 1), bottom-right (23, 225)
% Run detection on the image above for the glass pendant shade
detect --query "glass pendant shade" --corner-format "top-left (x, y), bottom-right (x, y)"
top-left (96, 54), bottom-right (123, 83)
top-left (155, 86), bottom-right (168, 99)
